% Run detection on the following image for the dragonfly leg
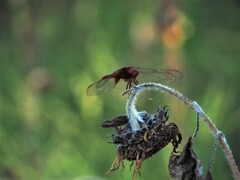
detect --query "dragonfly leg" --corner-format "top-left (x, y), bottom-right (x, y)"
top-left (129, 81), bottom-right (132, 88)
top-left (131, 78), bottom-right (139, 86)
top-left (126, 81), bottom-right (130, 90)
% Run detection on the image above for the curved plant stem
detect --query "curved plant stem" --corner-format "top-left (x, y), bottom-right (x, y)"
top-left (123, 82), bottom-right (240, 179)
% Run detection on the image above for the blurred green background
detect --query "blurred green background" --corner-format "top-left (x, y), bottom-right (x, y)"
top-left (1, 0), bottom-right (240, 179)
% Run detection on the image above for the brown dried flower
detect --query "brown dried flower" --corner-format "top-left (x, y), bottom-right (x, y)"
top-left (101, 106), bottom-right (182, 179)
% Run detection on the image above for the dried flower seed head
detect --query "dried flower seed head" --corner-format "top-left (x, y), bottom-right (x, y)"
top-left (101, 106), bottom-right (182, 179)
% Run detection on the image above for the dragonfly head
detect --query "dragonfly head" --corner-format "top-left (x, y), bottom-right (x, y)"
top-left (129, 68), bottom-right (138, 78)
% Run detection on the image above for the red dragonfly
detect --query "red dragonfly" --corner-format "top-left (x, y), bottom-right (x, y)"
top-left (86, 66), bottom-right (183, 96)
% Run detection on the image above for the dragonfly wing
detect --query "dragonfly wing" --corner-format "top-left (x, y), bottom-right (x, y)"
top-left (86, 78), bottom-right (117, 96)
top-left (136, 67), bottom-right (183, 83)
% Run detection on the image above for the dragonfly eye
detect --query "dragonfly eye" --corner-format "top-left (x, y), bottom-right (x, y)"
top-left (129, 69), bottom-right (138, 78)
top-left (132, 71), bottom-right (138, 78)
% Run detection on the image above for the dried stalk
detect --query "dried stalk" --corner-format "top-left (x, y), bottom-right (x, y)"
top-left (123, 82), bottom-right (240, 179)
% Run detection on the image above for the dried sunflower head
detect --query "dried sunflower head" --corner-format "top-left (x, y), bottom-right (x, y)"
top-left (101, 106), bottom-right (182, 179)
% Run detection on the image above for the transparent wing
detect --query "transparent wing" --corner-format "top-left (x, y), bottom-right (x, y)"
top-left (135, 67), bottom-right (183, 83)
top-left (86, 78), bottom-right (117, 96)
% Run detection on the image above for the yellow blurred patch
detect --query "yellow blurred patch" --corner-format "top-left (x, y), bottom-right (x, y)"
top-left (70, 73), bottom-right (103, 120)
